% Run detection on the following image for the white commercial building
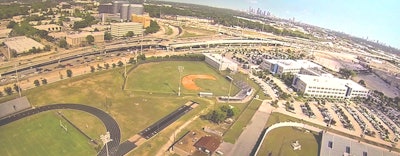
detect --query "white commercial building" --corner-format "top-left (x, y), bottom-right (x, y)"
top-left (110, 22), bottom-right (143, 37)
top-left (4, 36), bottom-right (45, 54)
top-left (260, 59), bottom-right (322, 75)
top-left (292, 74), bottom-right (369, 99)
top-left (203, 53), bottom-right (238, 71)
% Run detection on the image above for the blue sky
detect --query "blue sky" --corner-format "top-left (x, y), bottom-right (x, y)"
top-left (162, 0), bottom-right (399, 49)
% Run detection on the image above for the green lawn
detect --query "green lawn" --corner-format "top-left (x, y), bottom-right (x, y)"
top-left (0, 111), bottom-right (96, 156)
top-left (165, 26), bottom-right (173, 35)
top-left (126, 61), bottom-right (238, 96)
top-left (0, 61), bottom-right (237, 155)
top-left (223, 98), bottom-right (263, 143)
top-left (179, 31), bottom-right (202, 38)
top-left (256, 112), bottom-right (321, 156)
top-left (256, 127), bottom-right (320, 156)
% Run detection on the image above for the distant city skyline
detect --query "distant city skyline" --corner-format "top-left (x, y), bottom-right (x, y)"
top-left (162, 0), bottom-right (400, 49)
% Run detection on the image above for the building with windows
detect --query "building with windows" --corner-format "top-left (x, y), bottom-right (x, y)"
top-left (260, 59), bottom-right (321, 75)
top-left (203, 53), bottom-right (238, 71)
top-left (110, 22), bottom-right (143, 37)
top-left (131, 14), bottom-right (151, 28)
top-left (292, 74), bottom-right (369, 99)
top-left (66, 31), bottom-right (104, 46)
top-left (320, 132), bottom-right (398, 156)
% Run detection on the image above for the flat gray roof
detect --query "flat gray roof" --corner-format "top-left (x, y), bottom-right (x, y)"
top-left (0, 96), bottom-right (31, 118)
top-left (4, 36), bottom-right (45, 53)
top-left (320, 132), bottom-right (398, 156)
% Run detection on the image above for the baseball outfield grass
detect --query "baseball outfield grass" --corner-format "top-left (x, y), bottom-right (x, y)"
top-left (0, 111), bottom-right (96, 156)
top-left (0, 61), bottom-right (235, 155)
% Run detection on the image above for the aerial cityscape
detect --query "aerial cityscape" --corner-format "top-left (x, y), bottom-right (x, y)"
top-left (0, 0), bottom-right (399, 156)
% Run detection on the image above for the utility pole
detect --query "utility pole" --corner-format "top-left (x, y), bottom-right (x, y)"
top-left (227, 78), bottom-right (233, 103)
top-left (178, 66), bottom-right (184, 96)
top-left (15, 64), bottom-right (21, 97)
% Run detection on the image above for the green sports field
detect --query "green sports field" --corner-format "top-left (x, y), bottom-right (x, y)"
top-left (256, 113), bottom-right (321, 156)
top-left (126, 61), bottom-right (239, 96)
top-left (0, 111), bottom-right (96, 156)
top-left (0, 61), bottom-right (234, 155)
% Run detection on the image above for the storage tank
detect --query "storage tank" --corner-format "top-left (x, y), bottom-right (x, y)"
top-left (112, 1), bottom-right (129, 14)
top-left (120, 4), bottom-right (129, 21)
top-left (128, 4), bottom-right (144, 18)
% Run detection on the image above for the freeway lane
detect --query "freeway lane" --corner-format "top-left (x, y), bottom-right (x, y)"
top-left (0, 104), bottom-right (121, 156)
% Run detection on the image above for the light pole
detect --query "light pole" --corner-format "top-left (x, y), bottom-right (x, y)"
top-left (178, 66), bottom-right (184, 96)
top-left (227, 78), bottom-right (233, 103)
top-left (100, 131), bottom-right (112, 156)
top-left (14, 64), bottom-right (21, 97)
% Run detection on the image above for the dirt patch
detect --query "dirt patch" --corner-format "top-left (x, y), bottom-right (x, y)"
top-left (182, 74), bottom-right (216, 91)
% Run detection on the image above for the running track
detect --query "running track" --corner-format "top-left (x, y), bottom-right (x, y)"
top-left (0, 104), bottom-right (121, 156)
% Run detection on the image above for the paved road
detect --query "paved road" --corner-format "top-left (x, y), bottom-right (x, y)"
top-left (0, 104), bottom-right (121, 156)
top-left (221, 101), bottom-right (272, 156)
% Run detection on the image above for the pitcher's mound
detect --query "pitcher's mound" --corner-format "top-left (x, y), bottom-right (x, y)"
top-left (182, 75), bottom-right (216, 90)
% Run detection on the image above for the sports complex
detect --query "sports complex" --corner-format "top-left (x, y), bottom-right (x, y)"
top-left (0, 59), bottom-right (244, 156)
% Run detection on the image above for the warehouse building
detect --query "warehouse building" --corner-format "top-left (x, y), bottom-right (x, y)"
top-left (4, 36), bottom-right (45, 55)
top-left (292, 74), bottom-right (369, 99)
top-left (110, 22), bottom-right (143, 37)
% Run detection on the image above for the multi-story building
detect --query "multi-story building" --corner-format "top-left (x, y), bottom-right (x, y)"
top-left (203, 53), bottom-right (238, 71)
top-left (66, 31), bottom-right (104, 46)
top-left (131, 14), bottom-right (151, 28)
top-left (292, 74), bottom-right (369, 99)
top-left (260, 59), bottom-right (322, 75)
top-left (110, 22), bottom-right (143, 37)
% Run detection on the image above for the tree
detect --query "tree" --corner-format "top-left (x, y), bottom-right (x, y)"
top-left (104, 63), bottom-right (110, 69)
top-left (59, 38), bottom-right (68, 48)
top-left (339, 68), bottom-right (356, 79)
top-left (112, 63), bottom-right (116, 68)
top-left (44, 45), bottom-right (51, 51)
top-left (90, 66), bottom-right (95, 73)
top-left (34, 80), bottom-right (40, 86)
top-left (204, 110), bottom-right (226, 124)
top-left (358, 80), bottom-right (366, 87)
top-left (66, 69), bottom-right (72, 78)
top-left (104, 32), bottom-right (112, 40)
top-left (117, 61), bottom-right (124, 67)
top-left (86, 35), bottom-right (94, 45)
top-left (7, 21), bottom-right (17, 28)
top-left (125, 31), bottom-right (134, 37)
top-left (13, 84), bottom-right (20, 93)
top-left (41, 78), bottom-right (47, 85)
top-left (4, 87), bottom-right (12, 95)
top-left (144, 20), bottom-right (160, 34)
top-left (94, 28), bottom-right (99, 32)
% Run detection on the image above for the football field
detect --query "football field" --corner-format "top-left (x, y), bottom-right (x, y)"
top-left (0, 111), bottom-right (96, 156)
